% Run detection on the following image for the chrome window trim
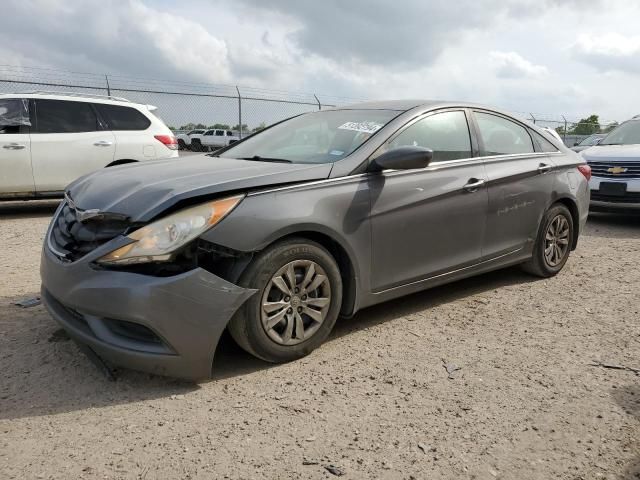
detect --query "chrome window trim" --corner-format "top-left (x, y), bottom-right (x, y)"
top-left (248, 152), bottom-right (566, 196)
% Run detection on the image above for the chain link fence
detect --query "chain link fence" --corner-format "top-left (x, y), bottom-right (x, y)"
top-left (0, 65), bottom-right (621, 146)
top-left (0, 65), bottom-right (363, 139)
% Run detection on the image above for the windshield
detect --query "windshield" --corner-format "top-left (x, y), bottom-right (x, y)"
top-left (219, 109), bottom-right (399, 164)
top-left (600, 121), bottom-right (640, 146)
top-left (579, 135), bottom-right (602, 146)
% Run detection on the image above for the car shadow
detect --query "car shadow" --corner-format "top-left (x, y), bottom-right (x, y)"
top-left (330, 265), bottom-right (537, 340)
top-left (0, 265), bottom-right (538, 420)
top-left (611, 384), bottom-right (640, 479)
top-left (0, 199), bottom-right (60, 219)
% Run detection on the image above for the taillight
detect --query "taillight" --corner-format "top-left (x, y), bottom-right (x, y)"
top-left (154, 135), bottom-right (178, 150)
top-left (577, 164), bottom-right (591, 181)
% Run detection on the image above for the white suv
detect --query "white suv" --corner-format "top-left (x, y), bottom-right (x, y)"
top-left (0, 92), bottom-right (179, 200)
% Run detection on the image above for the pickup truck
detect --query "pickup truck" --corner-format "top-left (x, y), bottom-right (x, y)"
top-left (175, 129), bottom-right (205, 150)
top-left (191, 129), bottom-right (239, 152)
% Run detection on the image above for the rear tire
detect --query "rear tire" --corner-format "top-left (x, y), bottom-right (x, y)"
top-left (522, 204), bottom-right (574, 278)
top-left (177, 139), bottom-right (186, 150)
top-left (191, 139), bottom-right (202, 152)
top-left (228, 238), bottom-right (343, 363)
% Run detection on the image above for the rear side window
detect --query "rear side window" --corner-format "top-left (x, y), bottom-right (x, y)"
top-left (215, 130), bottom-right (224, 136)
top-left (532, 131), bottom-right (560, 152)
top-left (384, 110), bottom-right (472, 163)
top-left (97, 104), bottom-right (151, 131)
top-left (35, 99), bottom-right (99, 133)
top-left (475, 112), bottom-right (534, 156)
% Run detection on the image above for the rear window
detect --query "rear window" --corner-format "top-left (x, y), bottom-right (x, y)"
top-left (97, 104), bottom-right (151, 131)
top-left (532, 131), bottom-right (560, 152)
top-left (35, 99), bottom-right (99, 133)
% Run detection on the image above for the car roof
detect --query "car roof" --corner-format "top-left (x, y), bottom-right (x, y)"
top-left (0, 92), bottom-right (146, 108)
top-left (330, 99), bottom-right (520, 115)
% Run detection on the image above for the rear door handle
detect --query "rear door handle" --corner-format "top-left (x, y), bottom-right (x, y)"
top-left (463, 178), bottom-right (486, 192)
top-left (2, 143), bottom-right (26, 150)
top-left (93, 140), bottom-right (113, 147)
top-left (537, 163), bottom-right (553, 174)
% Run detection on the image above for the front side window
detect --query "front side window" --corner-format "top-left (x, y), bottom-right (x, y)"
top-left (600, 120), bottom-right (640, 146)
top-left (475, 112), bottom-right (534, 156)
top-left (96, 104), bottom-right (151, 131)
top-left (35, 100), bottom-right (99, 133)
top-left (220, 109), bottom-right (399, 164)
top-left (227, 131), bottom-right (233, 136)
top-left (204, 130), bottom-right (213, 136)
top-left (215, 130), bottom-right (224, 136)
top-left (379, 111), bottom-right (472, 163)
top-left (0, 98), bottom-right (31, 133)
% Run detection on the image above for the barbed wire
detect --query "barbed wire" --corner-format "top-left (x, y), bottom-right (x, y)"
top-left (0, 64), bottom-right (621, 135)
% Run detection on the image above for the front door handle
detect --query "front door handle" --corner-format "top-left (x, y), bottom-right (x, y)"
top-left (93, 140), bottom-right (113, 147)
top-left (537, 163), bottom-right (553, 174)
top-left (463, 178), bottom-right (486, 192)
top-left (2, 143), bottom-right (26, 150)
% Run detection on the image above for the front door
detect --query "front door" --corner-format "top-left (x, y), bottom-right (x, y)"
top-left (369, 110), bottom-right (488, 292)
top-left (0, 127), bottom-right (33, 195)
top-left (0, 98), bottom-right (34, 195)
top-left (31, 99), bottom-right (115, 192)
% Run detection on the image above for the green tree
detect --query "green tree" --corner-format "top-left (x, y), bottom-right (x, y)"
top-left (252, 122), bottom-right (267, 133)
top-left (570, 115), bottom-right (600, 135)
top-left (232, 123), bottom-right (249, 132)
top-left (209, 123), bottom-right (231, 130)
top-left (179, 122), bottom-right (207, 130)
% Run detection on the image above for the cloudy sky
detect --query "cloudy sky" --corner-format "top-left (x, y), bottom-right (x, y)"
top-left (2, 0), bottom-right (640, 123)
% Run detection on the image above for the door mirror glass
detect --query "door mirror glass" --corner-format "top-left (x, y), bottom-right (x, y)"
top-left (369, 146), bottom-right (432, 172)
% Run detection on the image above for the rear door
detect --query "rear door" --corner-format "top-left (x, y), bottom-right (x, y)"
top-left (31, 99), bottom-right (116, 192)
top-left (472, 110), bottom-right (555, 258)
top-left (0, 98), bottom-right (34, 195)
top-left (369, 109), bottom-right (488, 291)
top-left (95, 103), bottom-right (154, 160)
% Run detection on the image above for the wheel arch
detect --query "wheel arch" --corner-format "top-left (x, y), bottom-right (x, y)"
top-left (254, 229), bottom-right (359, 318)
top-left (106, 159), bottom-right (138, 168)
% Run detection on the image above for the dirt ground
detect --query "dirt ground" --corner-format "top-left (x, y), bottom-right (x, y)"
top-left (0, 200), bottom-right (639, 480)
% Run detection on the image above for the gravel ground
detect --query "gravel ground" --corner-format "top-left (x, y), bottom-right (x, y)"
top-left (0, 200), bottom-right (639, 480)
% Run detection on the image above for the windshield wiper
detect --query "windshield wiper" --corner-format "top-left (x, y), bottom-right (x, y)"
top-left (240, 155), bottom-right (292, 163)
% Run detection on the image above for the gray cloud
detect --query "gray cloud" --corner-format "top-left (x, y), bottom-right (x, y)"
top-left (0, 0), bottom-right (231, 84)
top-left (235, 0), bottom-right (583, 69)
top-left (571, 33), bottom-right (640, 74)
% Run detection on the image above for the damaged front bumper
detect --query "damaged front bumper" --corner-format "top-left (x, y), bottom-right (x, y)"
top-left (40, 239), bottom-right (256, 380)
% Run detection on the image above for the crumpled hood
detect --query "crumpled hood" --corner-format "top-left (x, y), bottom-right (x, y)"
top-left (581, 144), bottom-right (640, 162)
top-left (67, 155), bottom-right (332, 222)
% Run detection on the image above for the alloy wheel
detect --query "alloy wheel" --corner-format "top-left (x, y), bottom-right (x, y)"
top-left (544, 214), bottom-right (570, 267)
top-left (260, 260), bottom-right (331, 345)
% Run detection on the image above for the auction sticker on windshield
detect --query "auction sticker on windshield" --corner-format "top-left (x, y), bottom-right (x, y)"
top-left (338, 121), bottom-right (383, 134)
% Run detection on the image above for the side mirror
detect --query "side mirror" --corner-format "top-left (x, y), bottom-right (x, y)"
top-left (595, 138), bottom-right (602, 145)
top-left (369, 146), bottom-right (433, 172)
top-left (573, 142), bottom-right (579, 146)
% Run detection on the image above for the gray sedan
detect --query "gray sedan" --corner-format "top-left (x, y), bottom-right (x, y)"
top-left (41, 100), bottom-right (591, 379)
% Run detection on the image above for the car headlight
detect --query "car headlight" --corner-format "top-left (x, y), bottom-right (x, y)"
top-left (97, 194), bottom-right (244, 265)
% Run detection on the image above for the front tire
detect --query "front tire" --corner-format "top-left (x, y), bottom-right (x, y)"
top-left (522, 204), bottom-right (574, 278)
top-left (228, 238), bottom-right (343, 363)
